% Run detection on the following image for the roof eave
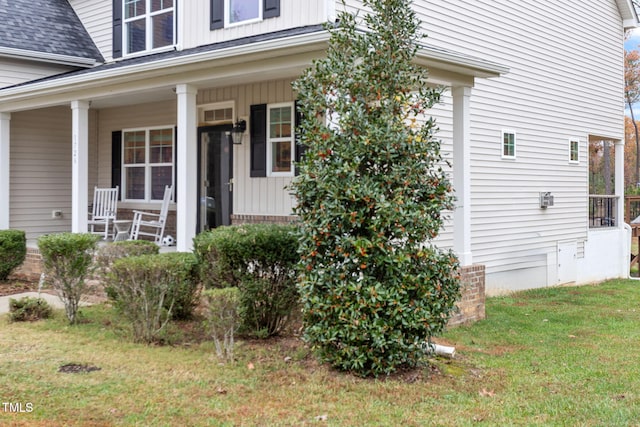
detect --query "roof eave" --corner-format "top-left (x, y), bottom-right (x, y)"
top-left (0, 46), bottom-right (98, 68)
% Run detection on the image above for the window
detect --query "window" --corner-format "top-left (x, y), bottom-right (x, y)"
top-left (122, 127), bottom-right (174, 201)
top-left (502, 130), bottom-right (516, 158)
top-left (227, 0), bottom-right (261, 25)
top-left (210, 0), bottom-right (280, 30)
top-left (570, 139), bottom-right (579, 163)
top-left (267, 103), bottom-right (294, 176)
top-left (122, 0), bottom-right (174, 55)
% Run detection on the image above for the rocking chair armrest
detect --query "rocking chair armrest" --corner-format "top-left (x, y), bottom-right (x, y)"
top-left (132, 210), bottom-right (161, 219)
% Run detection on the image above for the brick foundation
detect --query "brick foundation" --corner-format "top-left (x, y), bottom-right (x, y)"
top-left (9, 247), bottom-right (44, 282)
top-left (231, 214), bottom-right (298, 225)
top-left (448, 264), bottom-right (486, 326)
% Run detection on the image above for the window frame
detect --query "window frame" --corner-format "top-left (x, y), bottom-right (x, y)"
top-left (267, 102), bottom-right (295, 177)
top-left (569, 138), bottom-right (580, 164)
top-left (502, 130), bottom-right (516, 159)
top-left (122, 125), bottom-right (175, 202)
top-left (122, 0), bottom-right (176, 57)
top-left (225, 0), bottom-right (263, 27)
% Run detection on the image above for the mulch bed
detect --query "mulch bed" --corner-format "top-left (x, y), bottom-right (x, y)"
top-left (0, 280), bottom-right (39, 297)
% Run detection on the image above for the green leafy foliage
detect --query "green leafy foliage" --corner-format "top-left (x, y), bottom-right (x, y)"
top-left (8, 296), bottom-right (53, 322)
top-left (291, 0), bottom-right (461, 376)
top-left (203, 287), bottom-right (242, 361)
top-left (0, 229), bottom-right (27, 280)
top-left (37, 233), bottom-right (99, 324)
top-left (105, 253), bottom-right (197, 343)
top-left (95, 240), bottom-right (159, 274)
top-left (159, 252), bottom-right (200, 320)
top-left (193, 224), bottom-right (299, 337)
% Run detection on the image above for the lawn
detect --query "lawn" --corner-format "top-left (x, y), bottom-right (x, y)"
top-left (2, 279), bottom-right (640, 426)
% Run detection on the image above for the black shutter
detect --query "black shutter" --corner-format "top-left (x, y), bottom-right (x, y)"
top-left (111, 131), bottom-right (122, 200)
top-left (210, 0), bottom-right (224, 29)
top-left (263, 0), bottom-right (280, 19)
top-left (294, 100), bottom-right (306, 176)
top-left (250, 104), bottom-right (267, 177)
top-left (113, 0), bottom-right (122, 58)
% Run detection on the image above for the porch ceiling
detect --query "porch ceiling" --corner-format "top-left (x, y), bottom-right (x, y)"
top-left (0, 27), bottom-right (507, 112)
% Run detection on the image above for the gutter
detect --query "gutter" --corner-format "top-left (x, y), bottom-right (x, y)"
top-left (0, 46), bottom-right (98, 68)
top-left (0, 27), bottom-right (508, 105)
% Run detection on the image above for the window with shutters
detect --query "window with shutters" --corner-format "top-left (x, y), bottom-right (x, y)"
top-left (122, 126), bottom-right (174, 201)
top-left (211, 0), bottom-right (280, 30)
top-left (122, 0), bottom-right (175, 55)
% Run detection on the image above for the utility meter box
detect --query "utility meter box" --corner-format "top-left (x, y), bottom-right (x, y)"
top-left (540, 192), bottom-right (554, 209)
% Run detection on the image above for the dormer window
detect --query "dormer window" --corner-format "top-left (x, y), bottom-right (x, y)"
top-left (210, 0), bottom-right (280, 30)
top-left (119, 0), bottom-right (175, 56)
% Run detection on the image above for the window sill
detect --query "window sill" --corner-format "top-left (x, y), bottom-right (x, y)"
top-left (120, 45), bottom-right (177, 61)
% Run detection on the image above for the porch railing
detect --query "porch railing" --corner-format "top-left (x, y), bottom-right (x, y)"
top-left (589, 195), bottom-right (618, 228)
top-left (625, 195), bottom-right (640, 224)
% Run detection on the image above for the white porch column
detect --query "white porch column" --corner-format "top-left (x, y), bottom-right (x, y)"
top-left (452, 86), bottom-right (473, 266)
top-left (176, 84), bottom-right (198, 252)
top-left (615, 140), bottom-right (624, 227)
top-left (71, 101), bottom-right (90, 234)
top-left (0, 113), bottom-right (10, 229)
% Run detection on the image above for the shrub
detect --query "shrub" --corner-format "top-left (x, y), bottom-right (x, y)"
top-left (203, 287), bottom-right (241, 361)
top-left (38, 233), bottom-right (99, 324)
top-left (159, 252), bottom-right (200, 320)
top-left (8, 296), bottom-right (52, 322)
top-left (193, 224), bottom-right (299, 337)
top-left (95, 240), bottom-right (159, 275)
top-left (291, 0), bottom-right (461, 376)
top-left (0, 230), bottom-right (27, 280)
top-left (106, 253), bottom-right (197, 343)
top-left (96, 240), bottom-right (160, 301)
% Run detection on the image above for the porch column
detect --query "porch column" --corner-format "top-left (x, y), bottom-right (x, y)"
top-left (71, 101), bottom-right (89, 233)
top-left (0, 113), bottom-right (10, 229)
top-left (615, 140), bottom-right (624, 226)
top-left (176, 84), bottom-right (198, 252)
top-left (452, 86), bottom-right (473, 266)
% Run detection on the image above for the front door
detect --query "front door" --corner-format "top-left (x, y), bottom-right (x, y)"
top-left (198, 125), bottom-right (233, 232)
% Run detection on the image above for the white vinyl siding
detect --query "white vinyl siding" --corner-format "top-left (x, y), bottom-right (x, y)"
top-left (342, 0), bottom-right (621, 276)
top-left (416, 0), bottom-right (620, 274)
top-left (181, 0), bottom-right (326, 49)
top-left (9, 107), bottom-right (98, 241)
top-left (69, 0), bottom-right (113, 61)
top-left (198, 79), bottom-right (296, 216)
top-left (0, 58), bottom-right (75, 89)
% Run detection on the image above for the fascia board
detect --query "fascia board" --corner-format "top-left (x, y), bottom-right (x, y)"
top-left (0, 47), bottom-right (97, 67)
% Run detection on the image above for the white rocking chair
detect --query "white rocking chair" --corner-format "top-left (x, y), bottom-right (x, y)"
top-left (130, 185), bottom-right (172, 245)
top-left (88, 186), bottom-right (119, 240)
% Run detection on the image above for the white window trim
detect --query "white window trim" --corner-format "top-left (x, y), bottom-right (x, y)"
top-left (267, 101), bottom-right (295, 177)
top-left (501, 129), bottom-right (516, 159)
top-left (224, 0), bottom-right (263, 28)
top-left (123, 0), bottom-right (176, 57)
top-left (122, 125), bottom-right (175, 202)
top-left (569, 138), bottom-right (580, 164)
top-left (198, 101), bottom-right (235, 125)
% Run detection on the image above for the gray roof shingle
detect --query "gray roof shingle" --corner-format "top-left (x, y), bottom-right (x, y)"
top-left (0, 0), bottom-right (103, 63)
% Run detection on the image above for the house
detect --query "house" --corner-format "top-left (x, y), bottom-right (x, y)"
top-left (0, 0), bottom-right (637, 295)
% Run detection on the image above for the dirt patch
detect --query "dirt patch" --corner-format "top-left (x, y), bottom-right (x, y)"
top-left (58, 363), bottom-right (101, 374)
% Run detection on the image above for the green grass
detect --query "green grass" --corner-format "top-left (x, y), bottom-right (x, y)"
top-left (2, 280), bottom-right (640, 425)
